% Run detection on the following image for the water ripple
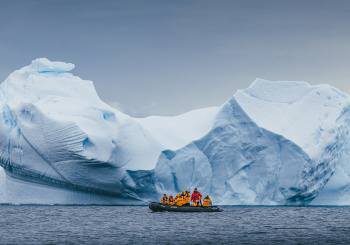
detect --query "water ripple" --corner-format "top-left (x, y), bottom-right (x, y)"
top-left (0, 206), bottom-right (350, 244)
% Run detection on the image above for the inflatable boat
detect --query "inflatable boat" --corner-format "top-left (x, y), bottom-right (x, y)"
top-left (149, 202), bottom-right (223, 212)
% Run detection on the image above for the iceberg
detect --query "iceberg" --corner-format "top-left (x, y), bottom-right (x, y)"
top-left (0, 58), bottom-right (350, 205)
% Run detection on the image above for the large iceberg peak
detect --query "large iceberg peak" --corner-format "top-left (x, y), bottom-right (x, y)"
top-left (29, 58), bottom-right (75, 73)
top-left (0, 58), bottom-right (100, 109)
top-left (244, 78), bottom-right (313, 103)
top-left (234, 79), bottom-right (350, 159)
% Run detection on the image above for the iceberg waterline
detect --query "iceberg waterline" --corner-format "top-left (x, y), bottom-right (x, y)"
top-left (0, 58), bottom-right (350, 205)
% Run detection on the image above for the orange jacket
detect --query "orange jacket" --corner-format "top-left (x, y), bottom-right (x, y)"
top-left (203, 197), bottom-right (211, 207)
top-left (161, 197), bottom-right (168, 204)
top-left (192, 201), bottom-right (201, 206)
top-left (167, 197), bottom-right (175, 205)
top-left (184, 193), bottom-right (190, 204)
top-left (175, 196), bottom-right (183, 206)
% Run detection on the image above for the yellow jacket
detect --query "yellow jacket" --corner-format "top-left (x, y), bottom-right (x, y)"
top-left (167, 197), bottom-right (175, 205)
top-left (161, 197), bottom-right (168, 204)
top-left (192, 201), bottom-right (200, 206)
top-left (203, 197), bottom-right (212, 207)
top-left (184, 193), bottom-right (190, 204)
top-left (175, 196), bottom-right (183, 206)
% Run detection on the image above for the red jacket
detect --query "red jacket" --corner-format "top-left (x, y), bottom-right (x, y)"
top-left (191, 191), bottom-right (202, 202)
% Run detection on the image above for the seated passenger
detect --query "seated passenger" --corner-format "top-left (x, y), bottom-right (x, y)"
top-left (160, 194), bottom-right (168, 204)
top-left (180, 192), bottom-right (186, 205)
top-left (167, 195), bottom-right (175, 205)
top-left (175, 194), bottom-right (183, 206)
top-left (203, 195), bottom-right (212, 207)
top-left (184, 190), bottom-right (190, 206)
top-left (192, 200), bottom-right (201, 206)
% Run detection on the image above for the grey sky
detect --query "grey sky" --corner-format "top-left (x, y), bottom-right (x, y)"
top-left (1, 0), bottom-right (350, 117)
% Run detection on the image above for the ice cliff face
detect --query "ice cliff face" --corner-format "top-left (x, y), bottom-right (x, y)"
top-left (0, 58), bottom-right (350, 205)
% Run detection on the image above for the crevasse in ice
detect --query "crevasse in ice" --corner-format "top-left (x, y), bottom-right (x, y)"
top-left (0, 58), bottom-right (349, 205)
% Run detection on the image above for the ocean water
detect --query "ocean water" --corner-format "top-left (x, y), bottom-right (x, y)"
top-left (0, 205), bottom-right (349, 244)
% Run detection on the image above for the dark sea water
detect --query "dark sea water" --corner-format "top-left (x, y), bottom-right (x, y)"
top-left (0, 205), bottom-right (350, 244)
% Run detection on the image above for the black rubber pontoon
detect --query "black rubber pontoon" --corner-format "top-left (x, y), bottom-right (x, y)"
top-left (149, 202), bottom-right (223, 212)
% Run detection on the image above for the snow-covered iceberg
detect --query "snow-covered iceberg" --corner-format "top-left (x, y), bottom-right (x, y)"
top-left (1, 58), bottom-right (350, 205)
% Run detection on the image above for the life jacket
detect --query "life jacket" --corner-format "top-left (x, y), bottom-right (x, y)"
top-left (203, 196), bottom-right (211, 207)
top-left (168, 197), bottom-right (174, 205)
top-left (191, 191), bottom-right (202, 202)
top-left (180, 193), bottom-right (186, 204)
top-left (175, 196), bottom-right (183, 206)
top-left (184, 192), bottom-right (190, 204)
top-left (161, 197), bottom-right (168, 204)
top-left (192, 201), bottom-right (200, 206)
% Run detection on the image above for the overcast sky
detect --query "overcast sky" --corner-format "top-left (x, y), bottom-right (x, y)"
top-left (1, 0), bottom-right (350, 117)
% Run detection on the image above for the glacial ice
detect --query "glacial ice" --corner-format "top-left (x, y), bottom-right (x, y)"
top-left (1, 58), bottom-right (350, 205)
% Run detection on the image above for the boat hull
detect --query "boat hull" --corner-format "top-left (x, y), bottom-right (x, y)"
top-left (149, 202), bottom-right (223, 212)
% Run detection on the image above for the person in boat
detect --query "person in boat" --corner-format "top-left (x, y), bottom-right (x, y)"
top-left (180, 192), bottom-right (187, 206)
top-left (181, 192), bottom-right (186, 206)
top-left (161, 194), bottom-right (168, 204)
top-left (184, 190), bottom-right (190, 206)
top-left (167, 195), bottom-right (175, 205)
top-left (174, 194), bottom-right (180, 203)
top-left (175, 193), bottom-right (183, 206)
top-left (203, 195), bottom-right (212, 207)
top-left (191, 188), bottom-right (202, 205)
top-left (192, 200), bottom-right (201, 206)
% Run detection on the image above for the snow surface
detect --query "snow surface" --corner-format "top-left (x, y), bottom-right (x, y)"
top-left (1, 59), bottom-right (350, 205)
top-left (234, 79), bottom-right (349, 159)
top-left (136, 107), bottom-right (220, 151)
